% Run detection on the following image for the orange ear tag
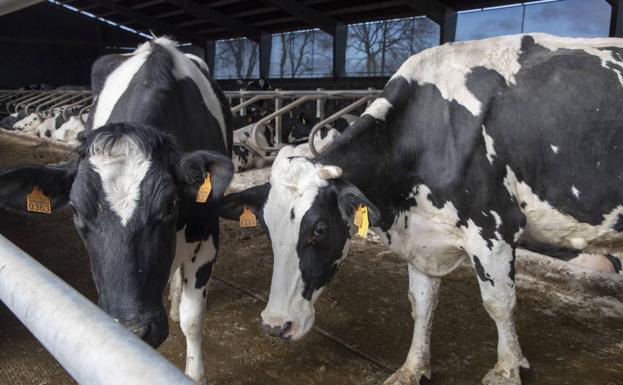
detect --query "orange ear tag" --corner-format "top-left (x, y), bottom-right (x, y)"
top-left (354, 205), bottom-right (369, 237)
top-left (195, 173), bottom-right (212, 203)
top-left (240, 207), bottom-right (257, 228)
top-left (26, 186), bottom-right (52, 214)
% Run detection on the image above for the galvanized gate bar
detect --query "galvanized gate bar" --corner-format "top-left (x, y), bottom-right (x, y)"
top-left (0, 234), bottom-right (196, 385)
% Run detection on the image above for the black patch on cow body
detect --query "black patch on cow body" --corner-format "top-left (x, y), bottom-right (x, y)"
top-left (290, 208), bottom-right (295, 220)
top-left (473, 256), bottom-right (495, 286)
top-left (614, 214), bottom-right (623, 232)
top-left (606, 254), bottom-right (622, 273)
top-left (195, 261), bottom-right (214, 289)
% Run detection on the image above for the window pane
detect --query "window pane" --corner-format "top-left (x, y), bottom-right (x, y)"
top-left (213, 38), bottom-right (259, 80)
top-left (345, 16), bottom-right (439, 77)
top-left (523, 0), bottom-right (611, 37)
top-left (456, 0), bottom-right (612, 42)
top-left (269, 29), bottom-right (333, 78)
top-left (456, 6), bottom-right (523, 41)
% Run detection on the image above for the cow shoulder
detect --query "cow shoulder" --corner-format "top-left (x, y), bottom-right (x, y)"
top-left (90, 53), bottom-right (128, 96)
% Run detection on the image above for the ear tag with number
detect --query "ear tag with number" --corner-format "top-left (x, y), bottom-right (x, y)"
top-left (240, 206), bottom-right (257, 228)
top-left (354, 205), bottom-right (369, 237)
top-left (26, 186), bottom-right (52, 214)
top-left (195, 173), bottom-right (212, 203)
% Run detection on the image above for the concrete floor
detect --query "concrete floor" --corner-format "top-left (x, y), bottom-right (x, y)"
top-left (0, 131), bottom-right (622, 385)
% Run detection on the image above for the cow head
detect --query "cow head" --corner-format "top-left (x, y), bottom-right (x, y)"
top-left (220, 146), bottom-right (379, 340)
top-left (0, 122), bottom-right (233, 347)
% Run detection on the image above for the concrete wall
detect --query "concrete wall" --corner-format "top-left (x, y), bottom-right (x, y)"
top-left (0, 2), bottom-right (144, 89)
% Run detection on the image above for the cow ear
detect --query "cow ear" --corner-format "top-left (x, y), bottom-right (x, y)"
top-left (219, 183), bottom-right (269, 220)
top-left (0, 163), bottom-right (76, 214)
top-left (336, 183), bottom-right (381, 227)
top-left (175, 150), bottom-right (234, 201)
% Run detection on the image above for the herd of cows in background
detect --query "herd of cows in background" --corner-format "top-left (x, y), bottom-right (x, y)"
top-left (0, 80), bottom-right (354, 172)
top-left (0, 34), bottom-right (622, 385)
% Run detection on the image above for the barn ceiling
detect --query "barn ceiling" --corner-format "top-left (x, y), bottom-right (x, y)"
top-left (54, 0), bottom-right (562, 44)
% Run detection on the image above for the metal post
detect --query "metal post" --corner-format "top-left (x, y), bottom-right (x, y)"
top-left (367, 87), bottom-right (375, 106)
top-left (274, 88), bottom-right (282, 144)
top-left (0, 234), bottom-right (196, 385)
top-left (239, 88), bottom-right (246, 116)
top-left (316, 88), bottom-right (324, 120)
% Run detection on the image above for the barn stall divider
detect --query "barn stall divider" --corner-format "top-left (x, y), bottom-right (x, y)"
top-left (0, 234), bottom-right (197, 385)
top-left (0, 88), bottom-right (383, 162)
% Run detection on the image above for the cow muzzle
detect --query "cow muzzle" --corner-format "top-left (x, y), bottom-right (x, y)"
top-left (119, 314), bottom-right (169, 348)
top-left (260, 320), bottom-right (293, 339)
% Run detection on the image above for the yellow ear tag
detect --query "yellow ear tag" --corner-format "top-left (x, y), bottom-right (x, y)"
top-left (195, 173), bottom-right (212, 203)
top-left (26, 186), bottom-right (52, 214)
top-left (240, 206), bottom-right (257, 228)
top-left (354, 205), bottom-right (369, 237)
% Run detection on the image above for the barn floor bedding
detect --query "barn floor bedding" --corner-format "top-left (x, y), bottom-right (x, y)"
top-left (0, 131), bottom-right (621, 385)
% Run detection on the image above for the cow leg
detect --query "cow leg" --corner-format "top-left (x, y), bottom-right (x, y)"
top-left (168, 267), bottom-right (182, 322)
top-left (384, 264), bottom-right (441, 385)
top-left (470, 247), bottom-right (528, 385)
top-left (179, 235), bottom-right (217, 385)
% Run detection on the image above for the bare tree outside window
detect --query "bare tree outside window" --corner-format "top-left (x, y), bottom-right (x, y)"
top-left (214, 38), bottom-right (259, 80)
top-left (346, 16), bottom-right (439, 77)
top-left (270, 29), bottom-right (333, 78)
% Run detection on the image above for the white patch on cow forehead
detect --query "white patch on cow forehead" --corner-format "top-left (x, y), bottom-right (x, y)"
top-left (89, 136), bottom-right (151, 226)
top-left (92, 46), bottom-right (151, 129)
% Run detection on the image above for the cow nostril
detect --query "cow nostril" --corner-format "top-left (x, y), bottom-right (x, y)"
top-left (280, 321), bottom-right (292, 338)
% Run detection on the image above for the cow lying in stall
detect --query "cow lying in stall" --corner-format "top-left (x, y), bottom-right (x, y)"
top-left (2, 108), bottom-right (88, 142)
top-left (233, 112), bottom-right (357, 172)
top-left (220, 33), bottom-right (623, 385)
top-left (0, 37), bottom-right (233, 384)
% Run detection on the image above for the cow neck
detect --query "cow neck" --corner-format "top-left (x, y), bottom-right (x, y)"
top-left (316, 116), bottom-right (391, 202)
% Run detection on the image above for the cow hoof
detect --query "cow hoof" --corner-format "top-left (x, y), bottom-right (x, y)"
top-left (383, 365), bottom-right (430, 385)
top-left (482, 366), bottom-right (522, 385)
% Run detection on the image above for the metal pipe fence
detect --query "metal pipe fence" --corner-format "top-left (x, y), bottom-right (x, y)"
top-left (0, 234), bottom-right (196, 385)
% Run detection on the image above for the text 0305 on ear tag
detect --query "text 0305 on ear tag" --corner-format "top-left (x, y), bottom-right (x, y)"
top-left (26, 186), bottom-right (52, 214)
top-left (240, 207), bottom-right (257, 228)
top-left (356, 205), bottom-right (369, 237)
top-left (196, 173), bottom-right (212, 203)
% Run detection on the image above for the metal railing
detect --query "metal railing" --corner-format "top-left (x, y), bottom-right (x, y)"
top-left (0, 88), bottom-right (382, 159)
top-left (0, 234), bottom-right (196, 385)
top-left (0, 90), bottom-right (93, 123)
top-left (225, 89), bottom-right (381, 158)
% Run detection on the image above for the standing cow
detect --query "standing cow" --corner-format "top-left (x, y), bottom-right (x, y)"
top-left (0, 37), bottom-right (233, 384)
top-left (220, 33), bottom-right (623, 385)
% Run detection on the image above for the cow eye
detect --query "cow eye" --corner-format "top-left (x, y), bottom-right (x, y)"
top-left (163, 198), bottom-right (178, 219)
top-left (313, 222), bottom-right (326, 237)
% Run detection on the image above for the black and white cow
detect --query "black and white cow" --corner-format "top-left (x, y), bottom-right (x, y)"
top-left (220, 33), bottom-right (623, 385)
top-left (0, 37), bottom-right (233, 384)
